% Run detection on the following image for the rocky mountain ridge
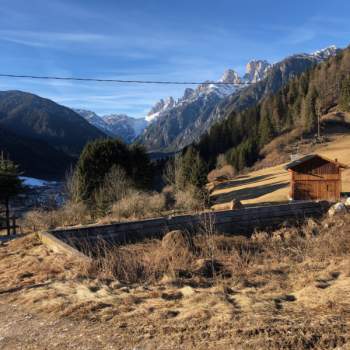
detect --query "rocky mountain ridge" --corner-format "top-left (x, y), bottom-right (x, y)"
top-left (138, 46), bottom-right (339, 151)
top-left (145, 59), bottom-right (271, 124)
top-left (74, 109), bottom-right (147, 143)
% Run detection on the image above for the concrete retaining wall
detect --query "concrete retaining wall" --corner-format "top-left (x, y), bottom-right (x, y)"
top-left (46, 201), bottom-right (330, 253)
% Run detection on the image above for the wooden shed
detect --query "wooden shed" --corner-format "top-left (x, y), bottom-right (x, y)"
top-left (285, 154), bottom-right (347, 201)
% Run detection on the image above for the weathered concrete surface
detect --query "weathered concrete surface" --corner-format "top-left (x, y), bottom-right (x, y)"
top-left (38, 232), bottom-right (90, 261)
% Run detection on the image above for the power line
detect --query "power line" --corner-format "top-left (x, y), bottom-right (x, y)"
top-left (0, 73), bottom-right (252, 86)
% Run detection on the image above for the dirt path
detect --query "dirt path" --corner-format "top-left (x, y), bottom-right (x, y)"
top-left (0, 301), bottom-right (102, 350)
top-left (0, 299), bottom-right (165, 350)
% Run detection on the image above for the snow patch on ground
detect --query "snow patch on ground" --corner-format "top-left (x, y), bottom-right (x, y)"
top-left (20, 177), bottom-right (56, 188)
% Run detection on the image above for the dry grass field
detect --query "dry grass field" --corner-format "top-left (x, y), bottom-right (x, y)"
top-left (0, 212), bottom-right (349, 349)
top-left (210, 133), bottom-right (350, 210)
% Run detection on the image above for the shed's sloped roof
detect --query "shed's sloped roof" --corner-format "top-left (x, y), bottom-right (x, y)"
top-left (284, 154), bottom-right (348, 170)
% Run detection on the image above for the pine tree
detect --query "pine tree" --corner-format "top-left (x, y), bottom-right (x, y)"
top-left (190, 153), bottom-right (208, 189)
top-left (259, 113), bottom-right (274, 147)
top-left (179, 147), bottom-right (208, 189)
top-left (303, 87), bottom-right (318, 132)
top-left (74, 139), bottom-right (153, 206)
top-left (0, 154), bottom-right (24, 235)
top-left (339, 77), bottom-right (350, 112)
top-left (129, 144), bottom-right (153, 189)
top-left (75, 139), bottom-right (130, 204)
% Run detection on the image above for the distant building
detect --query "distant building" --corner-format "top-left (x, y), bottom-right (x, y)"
top-left (284, 154), bottom-right (347, 201)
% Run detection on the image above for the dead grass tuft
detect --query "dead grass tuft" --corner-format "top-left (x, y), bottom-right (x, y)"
top-left (207, 165), bottom-right (236, 183)
top-left (21, 202), bottom-right (91, 231)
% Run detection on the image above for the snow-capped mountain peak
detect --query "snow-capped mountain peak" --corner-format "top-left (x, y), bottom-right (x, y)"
top-left (145, 63), bottom-right (271, 123)
top-left (146, 96), bottom-right (176, 122)
top-left (74, 109), bottom-right (108, 131)
top-left (74, 109), bottom-right (147, 143)
top-left (103, 114), bottom-right (147, 136)
top-left (243, 60), bottom-right (271, 83)
top-left (219, 69), bottom-right (241, 84)
top-left (310, 45), bottom-right (338, 61)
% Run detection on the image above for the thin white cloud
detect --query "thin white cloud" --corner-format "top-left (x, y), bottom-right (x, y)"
top-left (0, 30), bottom-right (108, 46)
top-left (0, 29), bottom-right (192, 63)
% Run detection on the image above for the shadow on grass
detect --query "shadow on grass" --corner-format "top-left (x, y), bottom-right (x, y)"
top-left (211, 182), bottom-right (289, 204)
top-left (212, 173), bottom-right (286, 191)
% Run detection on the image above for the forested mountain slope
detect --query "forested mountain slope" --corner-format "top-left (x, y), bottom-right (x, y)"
top-left (0, 125), bottom-right (74, 179)
top-left (0, 91), bottom-right (106, 157)
top-left (139, 47), bottom-right (338, 152)
top-left (0, 91), bottom-right (108, 179)
top-left (197, 47), bottom-right (350, 169)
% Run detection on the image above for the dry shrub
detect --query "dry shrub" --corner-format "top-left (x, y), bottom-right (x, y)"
top-left (107, 186), bottom-right (206, 221)
top-left (207, 165), bottom-right (236, 183)
top-left (21, 210), bottom-right (50, 232)
top-left (111, 190), bottom-right (166, 220)
top-left (93, 165), bottom-right (133, 217)
top-left (308, 218), bottom-right (350, 259)
top-left (162, 185), bottom-right (176, 210)
top-left (22, 201), bottom-right (90, 232)
top-left (56, 201), bottom-right (91, 227)
top-left (249, 215), bottom-right (350, 267)
top-left (174, 186), bottom-right (206, 212)
top-left (86, 239), bottom-right (194, 284)
top-left (216, 153), bottom-right (227, 168)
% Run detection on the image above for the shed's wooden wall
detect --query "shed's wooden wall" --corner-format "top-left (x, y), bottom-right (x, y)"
top-left (290, 158), bottom-right (342, 201)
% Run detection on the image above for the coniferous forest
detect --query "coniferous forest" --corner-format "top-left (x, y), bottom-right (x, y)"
top-left (196, 47), bottom-right (350, 171)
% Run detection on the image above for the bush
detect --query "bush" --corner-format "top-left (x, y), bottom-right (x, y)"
top-left (93, 165), bottom-right (133, 217)
top-left (207, 165), bottom-right (236, 183)
top-left (22, 202), bottom-right (90, 232)
top-left (162, 185), bottom-right (176, 210)
top-left (174, 186), bottom-right (206, 212)
top-left (85, 239), bottom-right (194, 284)
top-left (111, 191), bottom-right (166, 220)
top-left (108, 184), bottom-right (208, 221)
top-left (216, 154), bottom-right (227, 168)
top-left (88, 215), bottom-right (350, 289)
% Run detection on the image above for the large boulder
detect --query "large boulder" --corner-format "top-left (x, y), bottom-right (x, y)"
top-left (162, 230), bottom-right (195, 253)
top-left (345, 197), bottom-right (350, 207)
top-left (328, 202), bottom-right (347, 217)
top-left (230, 199), bottom-right (243, 210)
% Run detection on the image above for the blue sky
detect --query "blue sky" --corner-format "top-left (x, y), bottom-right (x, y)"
top-left (0, 0), bottom-right (349, 118)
